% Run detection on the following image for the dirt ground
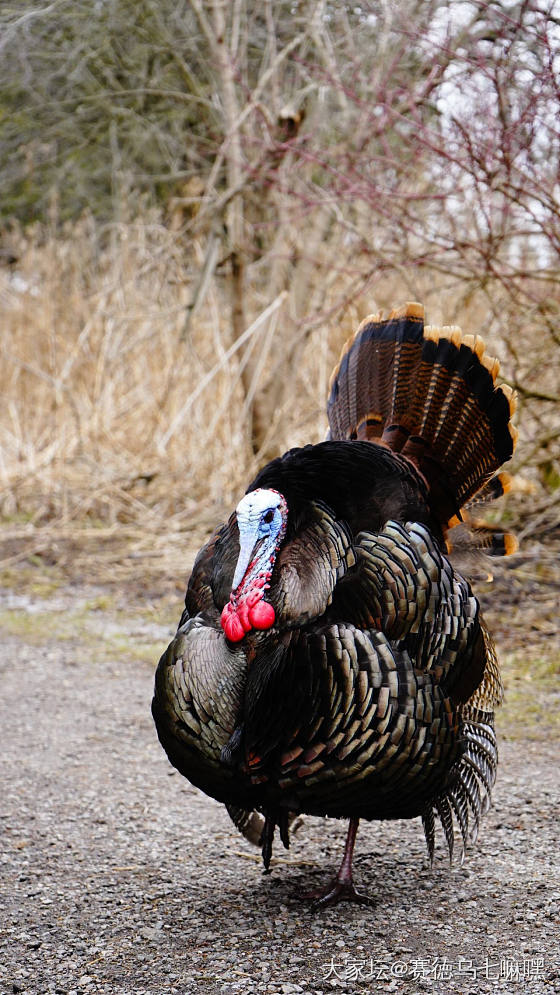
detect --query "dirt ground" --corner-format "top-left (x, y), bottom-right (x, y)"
top-left (1, 536), bottom-right (559, 995)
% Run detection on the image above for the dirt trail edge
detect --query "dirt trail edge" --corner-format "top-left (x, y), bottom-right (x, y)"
top-left (1, 623), bottom-right (559, 995)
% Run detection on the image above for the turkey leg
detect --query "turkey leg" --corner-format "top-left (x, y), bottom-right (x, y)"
top-left (303, 818), bottom-right (374, 908)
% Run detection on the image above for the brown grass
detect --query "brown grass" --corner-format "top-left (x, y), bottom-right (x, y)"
top-left (0, 217), bottom-right (556, 558)
top-left (1, 223), bottom-right (558, 693)
top-left (0, 218), bottom-right (344, 530)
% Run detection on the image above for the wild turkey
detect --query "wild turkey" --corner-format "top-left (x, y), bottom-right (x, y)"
top-left (152, 302), bottom-right (517, 906)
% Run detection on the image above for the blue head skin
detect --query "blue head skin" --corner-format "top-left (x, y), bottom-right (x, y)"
top-left (232, 488), bottom-right (287, 591)
top-left (221, 487), bottom-right (288, 641)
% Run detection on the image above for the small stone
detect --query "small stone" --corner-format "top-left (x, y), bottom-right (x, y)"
top-left (140, 926), bottom-right (158, 940)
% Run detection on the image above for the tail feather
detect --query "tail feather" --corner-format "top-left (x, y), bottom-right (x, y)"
top-left (446, 471), bottom-right (517, 562)
top-left (328, 302), bottom-right (425, 445)
top-left (225, 803), bottom-right (304, 847)
top-left (422, 712), bottom-right (498, 865)
top-left (327, 303), bottom-right (517, 525)
top-left (468, 470), bottom-right (512, 505)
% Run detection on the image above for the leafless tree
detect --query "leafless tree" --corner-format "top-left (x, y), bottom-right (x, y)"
top-left (1, 0), bottom-right (558, 499)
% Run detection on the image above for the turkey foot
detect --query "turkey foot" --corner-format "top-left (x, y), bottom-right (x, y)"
top-left (302, 878), bottom-right (374, 908)
top-left (301, 818), bottom-right (375, 908)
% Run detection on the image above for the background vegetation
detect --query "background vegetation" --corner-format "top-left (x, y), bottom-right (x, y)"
top-left (1, 0), bottom-right (559, 562)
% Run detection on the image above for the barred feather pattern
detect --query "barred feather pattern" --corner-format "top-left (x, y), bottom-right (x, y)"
top-left (225, 804), bottom-right (265, 846)
top-left (468, 618), bottom-right (504, 711)
top-left (225, 804), bottom-right (303, 847)
top-left (422, 711), bottom-right (498, 865)
top-left (327, 303), bottom-right (517, 519)
top-left (152, 300), bottom-right (516, 905)
top-left (446, 470), bottom-right (517, 561)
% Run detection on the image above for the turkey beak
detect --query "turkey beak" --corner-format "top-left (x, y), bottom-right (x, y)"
top-left (232, 529), bottom-right (261, 591)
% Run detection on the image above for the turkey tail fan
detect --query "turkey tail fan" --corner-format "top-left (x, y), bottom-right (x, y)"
top-left (327, 302), bottom-right (425, 447)
top-left (446, 520), bottom-right (518, 562)
top-left (446, 470), bottom-right (517, 559)
top-left (327, 303), bottom-right (518, 529)
top-left (468, 470), bottom-right (513, 504)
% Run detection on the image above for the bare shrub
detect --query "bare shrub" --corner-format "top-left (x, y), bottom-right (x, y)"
top-left (1, 1), bottom-right (558, 543)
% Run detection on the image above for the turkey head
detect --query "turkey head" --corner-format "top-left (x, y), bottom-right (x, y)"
top-left (220, 488), bottom-right (287, 642)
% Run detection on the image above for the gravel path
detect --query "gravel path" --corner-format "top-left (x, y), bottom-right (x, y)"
top-left (1, 620), bottom-right (559, 995)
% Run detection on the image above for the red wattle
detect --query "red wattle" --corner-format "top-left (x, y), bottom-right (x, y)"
top-left (248, 599), bottom-right (275, 630)
top-left (221, 593), bottom-right (276, 640)
top-left (221, 603), bottom-right (246, 643)
top-left (236, 600), bottom-right (252, 632)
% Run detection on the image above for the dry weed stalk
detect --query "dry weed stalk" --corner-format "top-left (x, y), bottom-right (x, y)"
top-left (0, 218), bottom-right (351, 536)
top-left (0, 215), bottom-right (557, 565)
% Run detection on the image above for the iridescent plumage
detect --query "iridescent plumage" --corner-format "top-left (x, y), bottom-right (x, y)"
top-left (152, 303), bottom-right (516, 906)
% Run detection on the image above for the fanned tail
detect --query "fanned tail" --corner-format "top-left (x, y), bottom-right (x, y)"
top-left (327, 303), bottom-right (518, 531)
top-left (447, 470), bottom-right (518, 560)
top-left (327, 302), bottom-right (514, 866)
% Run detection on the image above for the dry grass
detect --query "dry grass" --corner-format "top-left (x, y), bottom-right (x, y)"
top-left (0, 217), bottom-right (557, 576)
top-left (1, 218), bottom-right (233, 526)
top-left (0, 218), bottom-right (351, 584)
top-left (1, 222), bottom-right (558, 691)
top-left (0, 218), bottom-right (347, 531)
